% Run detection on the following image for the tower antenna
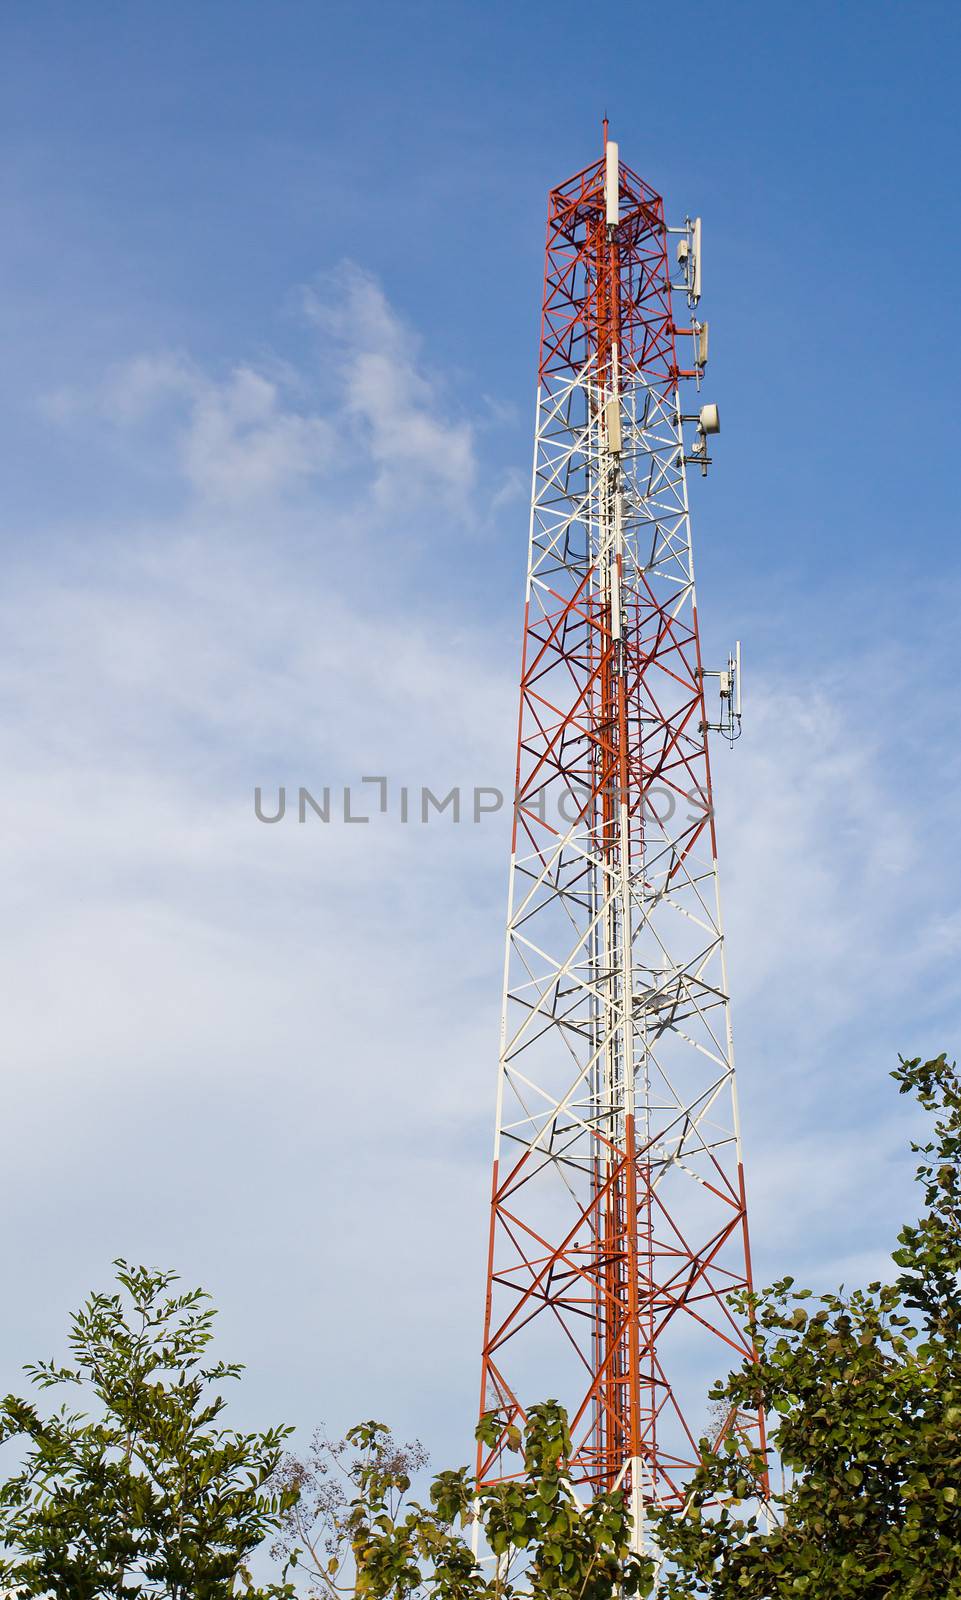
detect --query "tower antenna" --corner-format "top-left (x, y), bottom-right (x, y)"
top-left (475, 132), bottom-right (763, 1566)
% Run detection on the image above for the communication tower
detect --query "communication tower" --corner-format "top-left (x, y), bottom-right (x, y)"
top-left (476, 126), bottom-right (763, 1556)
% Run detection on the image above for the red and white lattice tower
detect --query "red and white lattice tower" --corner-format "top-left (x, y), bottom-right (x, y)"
top-left (476, 128), bottom-right (765, 1553)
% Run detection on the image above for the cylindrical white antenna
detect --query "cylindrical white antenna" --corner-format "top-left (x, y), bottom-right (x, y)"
top-left (735, 640), bottom-right (742, 717)
top-left (692, 216), bottom-right (702, 301)
top-left (606, 141), bottom-right (620, 227)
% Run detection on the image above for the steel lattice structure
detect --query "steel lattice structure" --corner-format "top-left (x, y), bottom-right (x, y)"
top-left (476, 131), bottom-right (764, 1545)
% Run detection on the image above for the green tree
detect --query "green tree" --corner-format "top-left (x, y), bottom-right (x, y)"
top-left (651, 1053), bottom-right (961, 1597)
top-left (272, 1402), bottom-right (653, 1600)
top-left (0, 1261), bottom-right (297, 1598)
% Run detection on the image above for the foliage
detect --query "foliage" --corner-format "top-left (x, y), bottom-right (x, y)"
top-left (274, 1401), bottom-right (653, 1600)
top-left (650, 1053), bottom-right (961, 1597)
top-left (472, 1402), bottom-right (652, 1600)
top-left (0, 1261), bottom-right (297, 1599)
top-left (270, 1422), bottom-right (428, 1597)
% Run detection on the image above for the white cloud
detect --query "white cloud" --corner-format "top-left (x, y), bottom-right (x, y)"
top-left (304, 263), bottom-right (476, 513)
top-left (488, 464), bottom-right (526, 516)
top-left (45, 353), bottom-right (333, 503)
top-left (717, 663), bottom-right (961, 1066)
top-left (40, 262), bottom-right (478, 514)
top-left (42, 259), bottom-right (482, 518)
top-left (721, 685), bottom-right (915, 1026)
top-left (181, 365), bottom-right (333, 501)
top-left (100, 352), bottom-right (197, 423)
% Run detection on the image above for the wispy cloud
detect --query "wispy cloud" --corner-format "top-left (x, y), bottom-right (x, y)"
top-left (44, 351), bottom-right (333, 503)
top-left (40, 261), bottom-right (478, 515)
top-left (303, 262), bottom-right (476, 514)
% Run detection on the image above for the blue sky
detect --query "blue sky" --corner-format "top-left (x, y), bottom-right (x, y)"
top-left (2, 0), bottom-right (961, 1483)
